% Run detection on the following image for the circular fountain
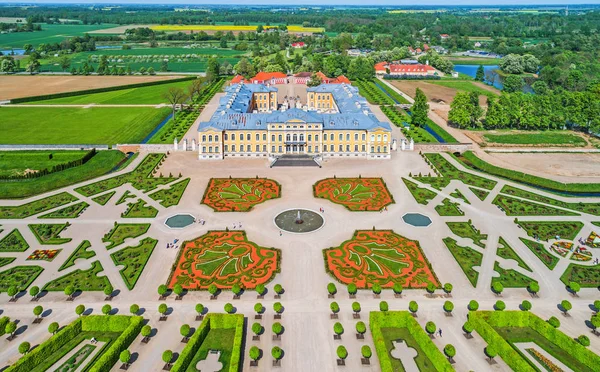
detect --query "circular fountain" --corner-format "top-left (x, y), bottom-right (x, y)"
top-left (274, 209), bottom-right (324, 234)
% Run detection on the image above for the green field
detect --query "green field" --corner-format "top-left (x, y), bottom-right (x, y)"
top-left (429, 80), bottom-right (499, 97)
top-left (445, 57), bottom-right (501, 65)
top-left (29, 79), bottom-right (194, 105)
top-left (483, 131), bottom-right (587, 146)
top-left (0, 150), bottom-right (87, 177)
top-left (1, 107), bottom-right (170, 144)
top-left (0, 23), bottom-right (118, 49)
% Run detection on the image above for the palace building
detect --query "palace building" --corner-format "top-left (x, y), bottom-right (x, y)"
top-left (197, 81), bottom-right (392, 161)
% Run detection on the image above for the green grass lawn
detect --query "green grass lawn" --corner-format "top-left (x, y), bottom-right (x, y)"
top-left (483, 131), bottom-right (587, 146)
top-left (102, 223), bottom-right (150, 249)
top-left (43, 260), bottom-right (112, 292)
top-left (519, 238), bottom-right (559, 270)
top-left (497, 237), bottom-right (531, 271)
top-left (416, 153), bottom-right (497, 191)
top-left (435, 198), bottom-right (464, 216)
top-left (111, 237), bottom-right (157, 290)
top-left (0, 150), bottom-right (88, 177)
top-left (517, 221), bottom-right (583, 241)
top-left (0, 23), bottom-right (118, 48)
top-left (185, 328), bottom-right (237, 372)
top-left (59, 240), bottom-right (96, 271)
top-left (560, 263), bottom-right (600, 287)
top-left (1, 107), bottom-right (170, 144)
top-left (402, 178), bottom-right (437, 205)
top-left (29, 79), bottom-right (194, 105)
top-left (492, 261), bottom-right (536, 288)
top-left (429, 80), bottom-right (499, 97)
top-left (0, 151), bottom-right (127, 199)
top-left (379, 327), bottom-right (437, 371)
top-left (492, 194), bottom-right (580, 216)
top-left (446, 221), bottom-right (488, 248)
top-left (444, 57), bottom-right (501, 65)
top-left (443, 237), bottom-right (482, 287)
top-left (501, 185), bottom-right (600, 215)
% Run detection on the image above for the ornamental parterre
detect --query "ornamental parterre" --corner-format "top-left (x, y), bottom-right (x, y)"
top-left (168, 231), bottom-right (281, 290)
top-left (313, 177), bottom-right (394, 211)
top-left (324, 230), bottom-right (439, 289)
top-left (201, 178), bottom-right (281, 212)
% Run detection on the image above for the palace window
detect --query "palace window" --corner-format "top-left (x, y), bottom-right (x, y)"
top-left (362, 133), bottom-right (366, 141)
top-left (354, 133), bottom-right (358, 141)
top-left (208, 146), bottom-right (212, 153)
top-left (293, 134), bottom-right (298, 141)
top-left (215, 135), bottom-right (219, 142)
top-left (232, 134), bottom-right (236, 141)
top-left (338, 134), bottom-right (343, 141)
top-left (278, 146), bottom-right (282, 152)
top-left (232, 144), bottom-right (236, 152)
top-left (256, 134), bottom-right (260, 141)
top-left (224, 145), bottom-right (229, 152)
top-left (224, 134), bottom-right (228, 140)
top-left (370, 146), bottom-right (374, 153)
top-left (308, 135), bottom-right (312, 141)
top-left (383, 146), bottom-right (387, 152)
top-left (279, 135), bottom-right (283, 141)
top-left (377, 146), bottom-right (381, 152)
top-left (247, 134), bottom-right (251, 141)
top-left (362, 144), bottom-right (366, 152)
top-left (256, 144), bottom-right (260, 152)
top-left (263, 145), bottom-right (267, 152)
top-left (346, 133), bottom-right (350, 141)
top-left (202, 146), bottom-right (206, 152)
top-left (208, 135), bottom-right (213, 142)
top-left (263, 134), bottom-right (267, 141)
top-left (308, 145), bottom-right (312, 152)
top-left (346, 145), bottom-right (350, 152)
top-left (272, 146), bottom-right (275, 153)
top-left (370, 135), bottom-right (374, 141)
top-left (240, 144), bottom-right (244, 152)
top-left (202, 135), bottom-right (206, 142)
top-left (383, 134), bottom-right (388, 141)
top-left (315, 135), bottom-right (319, 141)
top-left (338, 144), bottom-right (343, 152)
top-left (354, 145), bottom-right (358, 152)
top-left (323, 145), bottom-right (328, 152)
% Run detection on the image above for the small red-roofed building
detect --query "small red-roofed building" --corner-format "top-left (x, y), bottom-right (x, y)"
top-left (291, 41), bottom-right (306, 48)
top-left (251, 71), bottom-right (288, 85)
top-left (374, 62), bottom-right (438, 77)
top-left (440, 34), bottom-right (450, 40)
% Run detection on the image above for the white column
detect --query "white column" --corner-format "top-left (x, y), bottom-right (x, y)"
top-left (183, 139), bottom-right (188, 151)
top-left (409, 138), bottom-right (414, 151)
top-left (174, 138), bottom-right (178, 151)
top-left (192, 139), bottom-right (196, 151)
top-left (401, 139), bottom-right (406, 151)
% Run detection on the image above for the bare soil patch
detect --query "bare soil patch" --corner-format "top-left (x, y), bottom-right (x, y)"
top-left (0, 75), bottom-right (183, 101)
top-left (389, 80), bottom-right (492, 105)
top-left (484, 152), bottom-right (600, 179)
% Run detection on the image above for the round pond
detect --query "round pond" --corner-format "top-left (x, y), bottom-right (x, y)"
top-left (274, 209), bottom-right (324, 234)
top-left (165, 214), bottom-right (196, 229)
top-left (402, 213), bottom-right (432, 227)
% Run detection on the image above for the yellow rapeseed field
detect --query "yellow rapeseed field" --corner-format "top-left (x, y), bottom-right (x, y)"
top-left (150, 24), bottom-right (324, 33)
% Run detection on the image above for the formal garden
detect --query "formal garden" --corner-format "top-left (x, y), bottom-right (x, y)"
top-left (560, 263), bottom-right (600, 287)
top-left (39, 201), bottom-right (89, 219)
top-left (202, 178), bottom-right (281, 212)
top-left (446, 221), bottom-right (488, 248)
top-left (435, 198), bottom-right (464, 216)
top-left (120, 199), bottom-right (159, 218)
top-left (102, 223), bottom-right (151, 249)
top-left (91, 191), bottom-right (116, 206)
top-left (402, 178), bottom-right (437, 205)
top-left (29, 223), bottom-right (72, 245)
top-left (313, 177), bottom-right (394, 211)
top-left (59, 241), bottom-right (96, 271)
top-left (110, 237), bottom-right (158, 290)
top-left (497, 238), bottom-right (531, 271)
top-left (493, 194), bottom-right (578, 216)
top-left (516, 221), bottom-right (583, 241)
top-left (0, 265), bottom-right (44, 292)
top-left (167, 231), bottom-right (281, 290)
top-left (0, 229), bottom-right (29, 252)
top-left (323, 230), bottom-right (439, 289)
top-left (519, 238), bottom-right (560, 270)
top-left (42, 260), bottom-right (112, 292)
top-left (0, 192), bottom-right (78, 219)
top-left (491, 261), bottom-right (536, 288)
top-left (148, 178), bottom-right (191, 207)
top-left (27, 249), bottom-right (61, 262)
top-left (414, 153), bottom-right (497, 191)
top-left (500, 185), bottom-right (600, 215)
top-left (442, 237), bottom-right (482, 287)
top-left (469, 187), bottom-right (490, 201)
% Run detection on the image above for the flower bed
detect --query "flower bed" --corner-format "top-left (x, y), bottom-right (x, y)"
top-left (202, 178), bottom-right (281, 212)
top-left (27, 249), bottom-right (61, 262)
top-left (570, 246), bottom-right (592, 262)
top-left (550, 241), bottom-right (573, 258)
top-left (167, 231), bottom-right (281, 290)
top-left (585, 231), bottom-right (600, 248)
top-left (314, 177), bottom-right (394, 211)
top-left (323, 230), bottom-right (439, 289)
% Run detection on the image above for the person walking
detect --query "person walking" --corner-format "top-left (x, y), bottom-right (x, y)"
top-left (438, 329), bottom-right (442, 337)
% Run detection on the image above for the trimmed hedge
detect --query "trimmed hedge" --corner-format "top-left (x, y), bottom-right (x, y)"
top-left (10, 76), bottom-right (196, 104)
top-left (171, 313), bottom-right (243, 372)
top-left (0, 316), bottom-right (10, 336)
top-left (469, 311), bottom-right (600, 371)
top-left (5, 315), bottom-right (143, 372)
top-left (369, 311), bottom-right (453, 372)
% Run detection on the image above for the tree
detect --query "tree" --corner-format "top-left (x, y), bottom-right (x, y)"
top-left (307, 72), bottom-right (322, 87)
top-left (443, 283), bottom-right (453, 295)
top-left (255, 284), bottom-right (266, 297)
top-left (594, 300), bottom-right (600, 314)
top-left (29, 286), bottom-right (39, 300)
top-left (48, 322), bottom-right (59, 334)
top-left (208, 284), bottom-right (218, 296)
top-left (409, 301), bottom-right (418, 315)
top-left (495, 300), bottom-right (506, 311)
top-left (130, 304), bottom-right (139, 315)
top-left (18, 342), bottom-right (30, 355)
top-left (1, 57), bottom-right (17, 74)
top-left (5, 322), bottom-right (17, 337)
top-left (347, 283), bottom-right (357, 296)
top-left (163, 87), bottom-right (188, 121)
top-left (569, 281), bottom-right (581, 295)
top-left (521, 54), bottom-right (540, 73)
top-left (337, 345), bottom-right (348, 360)
top-left (372, 283), bottom-right (382, 296)
top-left (561, 300), bottom-right (572, 315)
top-left (160, 60), bottom-right (168, 72)
top-left (103, 284), bottom-right (114, 298)
top-left (521, 300), bottom-right (532, 311)
top-left (64, 285), bottom-right (75, 300)
top-left (356, 321), bottom-right (367, 335)
top-left (330, 302), bottom-right (340, 314)
top-left (26, 55), bottom-right (40, 75)
top-left (180, 324), bottom-right (191, 340)
top-left (485, 344), bottom-right (498, 361)
top-left (548, 316), bottom-right (561, 328)
top-left (492, 282), bottom-right (504, 295)
top-left (528, 282), bottom-right (540, 296)
top-left (443, 301), bottom-right (454, 314)
top-left (174, 284), bottom-right (184, 298)
top-left (393, 283), bottom-right (403, 296)
top-left (475, 65), bottom-right (485, 81)
top-left (141, 325), bottom-right (152, 339)
top-left (503, 75), bottom-right (524, 93)
top-left (119, 350), bottom-right (131, 366)
top-left (207, 56), bottom-right (220, 78)
top-left (361, 345), bottom-right (372, 359)
top-left (425, 321), bottom-right (436, 336)
top-left (188, 78), bottom-right (204, 102)
top-left (444, 344), bottom-right (456, 360)
top-left (162, 350), bottom-right (173, 367)
top-left (271, 346), bottom-right (282, 361)
top-left (7, 286), bottom-right (18, 300)
top-left (224, 303), bottom-right (234, 314)
top-left (232, 283), bottom-right (243, 297)
top-left (347, 57), bottom-right (374, 80)
top-left (411, 88), bottom-right (429, 127)
top-left (352, 302), bottom-right (361, 315)
top-left (102, 304), bottom-right (112, 315)
top-left (468, 300), bottom-right (479, 311)
top-left (577, 335), bottom-right (590, 347)
top-left (463, 321), bottom-right (474, 335)
top-left (234, 58), bottom-right (254, 78)
top-left (158, 303), bottom-right (168, 316)
top-left (254, 303), bottom-right (264, 314)
top-left (591, 315), bottom-right (600, 334)
top-left (252, 322), bottom-right (263, 336)
top-left (274, 284), bottom-right (284, 296)
top-left (449, 92), bottom-right (474, 128)
top-left (500, 54), bottom-right (524, 74)
top-left (274, 302), bottom-right (283, 314)
top-left (157, 284), bottom-right (167, 298)
top-left (327, 283), bottom-right (337, 296)
top-left (379, 301), bottom-right (389, 312)
top-left (333, 322), bottom-right (344, 336)
top-left (75, 304), bottom-right (85, 317)
top-left (249, 346), bottom-right (261, 361)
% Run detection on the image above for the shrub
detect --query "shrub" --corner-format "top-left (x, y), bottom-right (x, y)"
top-left (29, 286), bottom-right (39, 299)
top-left (561, 300), bottom-right (572, 315)
top-left (425, 321), bottom-right (436, 336)
top-left (273, 302), bottom-right (283, 314)
top-left (333, 322), bottom-right (344, 336)
top-left (252, 322), bottom-right (262, 335)
top-left (393, 283), bottom-right (403, 295)
top-left (409, 301), bottom-right (418, 314)
top-left (102, 304), bottom-right (112, 315)
top-left (548, 316), bottom-right (560, 328)
top-left (520, 300), bottom-right (532, 311)
top-left (327, 283), bottom-right (337, 295)
top-left (443, 283), bottom-right (453, 294)
top-left (174, 284), bottom-right (184, 297)
top-left (129, 304), bottom-right (139, 315)
top-left (272, 346), bottom-right (283, 360)
top-left (249, 346), bottom-right (260, 361)
top-left (141, 325), bottom-right (151, 338)
top-left (594, 300), bottom-right (600, 313)
top-left (336, 345), bottom-right (348, 360)
top-left (48, 321), bottom-right (59, 334)
top-left (426, 283), bottom-right (436, 294)
top-left (157, 284), bottom-right (167, 296)
top-left (492, 282), bottom-right (504, 295)
top-left (528, 281), bottom-right (539, 294)
top-left (569, 281), bottom-right (581, 294)
top-left (103, 284), bottom-right (114, 297)
top-left (119, 350), bottom-right (130, 364)
top-left (463, 321), bottom-right (474, 334)
top-left (494, 300), bottom-right (506, 311)
top-left (162, 350), bottom-right (173, 365)
top-left (195, 303), bottom-right (204, 316)
top-left (468, 300), bottom-right (479, 311)
top-left (444, 344), bottom-right (456, 359)
top-left (224, 303), bottom-right (234, 314)
top-left (330, 302), bottom-right (340, 314)
top-left (379, 301), bottom-right (389, 312)
top-left (348, 283), bottom-right (357, 295)
top-left (443, 301), bottom-right (454, 313)
top-left (18, 342), bottom-right (30, 355)
top-left (180, 324), bottom-right (191, 338)
top-left (158, 303), bottom-right (168, 315)
top-left (255, 284), bottom-right (265, 296)
top-left (274, 284), bottom-right (284, 295)
top-left (485, 344), bottom-right (498, 360)
top-left (33, 305), bottom-right (43, 318)
top-left (372, 283), bottom-right (382, 295)
top-left (361, 345), bottom-right (372, 359)
top-left (578, 335), bottom-right (590, 347)
top-left (232, 283), bottom-right (242, 296)
top-left (208, 284), bottom-right (218, 295)
top-left (352, 302), bottom-right (361, 314)
top-left (254, 303), bottom-right (264, 314)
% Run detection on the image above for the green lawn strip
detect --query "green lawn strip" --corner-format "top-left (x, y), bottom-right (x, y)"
top-left (75, 153), bottom-right (177, 197)
top-left (435, 198), bottom-right (464, 216)
top-left (442, 237), bottom-right (482, 287)
top-left (455, 151), bottom-right (600, 194)
top-left (469, 311), bottom-right (599, 372)
top-left (121, 199), bottom-right (159, 218)
top-left (424, 118), bottom-right (458, 143)
top-left (39, 201), bottom-right (90, 219)
top-left (353, 80), bottom-right (395, 105)
top-left (92, 191), bottom-right (116, 206)
top-left (492, 261), bottom-right (536, 288)
top-left (428, 80), bottom-right (499, 98)
top-left (519, 238), bottom-right (559, 270)
top-left (0, 192), bottom-right (78, 218)
top-left (381, 106), bottom-right (438, 143)
top-left (29, 223), bottom-right (72, 245)
top-left (0, 229), bottom-right (30, 252)
top-left (497, 237), bottom-right (531, 271)
top-left (446, 221), bottom-right (487, 248)
top-left (517, 221), bottom-right (583, 241)
top-left (0, 151), bottom-right (128, 199)
top-left (560, 263), bottom-right (600, 288)
top-left (116, 190), bottom-right (136, 205)
top-left (376, 81), bottom-right (411, 104)
top-left (43, 260), bottom-right (111, 292)
top-left (424, 153), bottom-right (497, 190)
top-left (148, 178), bottom-right (190, 207)
top-left (483, 131), bottom-right (586, 146)
top-left (0, 150), bottom-right (89, 178)
top-left (492, 194), bottom-right (579, 216)
top-left (370, 311), bottom-right (453, 372)
top-left (469, 187), bottom-right (490, 201)
top-left (110, 237), bottom-right (157, 290)
top-left (450, 189), bottom-right (470, 204)
top-left (102, 223), bottom-right (151, 249)
top-left (501, 185), bottom-right (600, 215)
top-left (59, 240), bottom-right (96, 272)
top-left (0, 257), bottom-right (16, 268)
top-left (402, 178), bottom-right (437, 205)
top-left (0, 107), bottom-right (171, 145)
top-left (8, 315), bottom-right (144, 372)
top-left (0, 265), bottom-right (43, 291)
top-left (172, 313), bottom-right (243, 372)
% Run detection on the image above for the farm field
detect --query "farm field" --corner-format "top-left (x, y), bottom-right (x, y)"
top-left (389, 79), bottom-right (495, 105)
top-left (0, 107), bottom-right (170, 144)
top-left (0, 75), bottom-right (182, 101)
top-left (0, 23), bottom-right (119, 48)
top-left (150, 24), bottom-right (325, 33)
top-left (28, 79), bottom-right (195, 105)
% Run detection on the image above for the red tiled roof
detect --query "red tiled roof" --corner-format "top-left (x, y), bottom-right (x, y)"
top-left (334, 75), bottom-right (351, 84)
top-left (374, 62), bottom-right (388, 71)
top-left (291, 42), bottom-right (305, 47)
top-left (388, 64), bottom-right (435, 73)
top-left (252, 71), bottom-right (287, 82)
top-left (230, 75), bottom-right (246, 84)
top-left (440, 34), bottom-right (449, 37)
top-left (294, 72), bottom-right (312, 78)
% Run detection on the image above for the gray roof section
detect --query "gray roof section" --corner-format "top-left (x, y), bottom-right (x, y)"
top-left (199, 83), bottom-right (391, 132)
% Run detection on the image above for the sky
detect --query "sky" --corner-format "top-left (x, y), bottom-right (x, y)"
top-left (1, 0), bottom-right (599, 4)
